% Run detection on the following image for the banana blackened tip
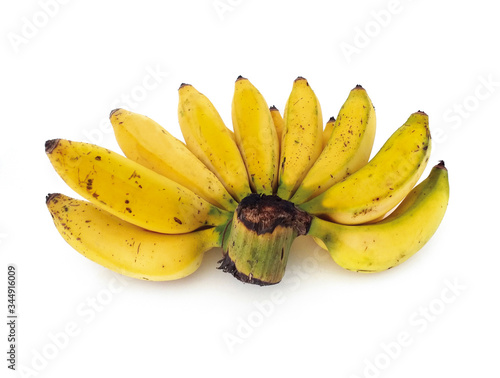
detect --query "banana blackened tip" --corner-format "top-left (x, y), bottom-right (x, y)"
top-left (436, 160), bottom-right (446, 170)
top-left (328, 116), bottom-right (336, 122)
top-left (45, 139), bottom-right (60, 154)
top-left (179, 83), bottom-right (191, 90)
top-left (45, 193), bottom-right (60, 205)
top-left (416, 110), bottom-right (428, 116)
top-left (270, 105), bottom-right (278, 111)
top-left (236, 75), bottom-right (246, 81)
top-left (109, 108), bottom-right (122, 118)
top-left (355, 84), bottom-right (364, 89)
top-left (295, 76), bottom-right (307, 83)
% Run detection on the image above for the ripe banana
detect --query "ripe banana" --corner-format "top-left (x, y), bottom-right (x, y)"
top-left (270, 106), bottom-right (285, 194)
top-left (307, 161), bottom-right (449, 272)
top-left (291, 85), bottom-right (376, 204)
top-left (277, 77), bottom-right (323, 200)
top-left (313, 114), bottom-right (334, 250)
top-left (322, 116), bottom-right (335, 147)
top-left (178, 84), bottom-right (252, 202)
top-left (270, 105), bottom-right (284, 144)
top-left (45, 76), bottom-right (449, 286)
top-left (232, 77), bottom-right (279, 194)
top-left (46, 193), bottom-right (225, 280)
top-left (110, 108), bottom-right (236, 211)
top-left (45, 139), bottom-right (232, 234)
top-left (299, 111), bottom-right (431, 224)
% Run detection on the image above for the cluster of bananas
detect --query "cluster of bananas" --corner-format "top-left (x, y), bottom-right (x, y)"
top-left (45, 76), bottom-right (449, 285)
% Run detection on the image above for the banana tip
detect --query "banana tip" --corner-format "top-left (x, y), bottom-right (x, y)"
top-left (294, 76), bottom-right (308, 84)
top-left (45, 139), bottom-right (60, 154)
top-left (109, 108), bottom-right (122, 118)
top-left (45, 193), bottom-right (60, 205)
top-left (179, 83), bottom-right (191, 90)
top-left (236, 75), bottom-right (246, 81)
top-left (270, 105), bottom-right (278, 111)
top-left (416, 110), bottom-right (428, 116)
top-left (354, 84), bottom-right (364, 89)
top-left (436, 160), bottom-right (446, 170)
top-left (328, 116), bottom-right (336, 122)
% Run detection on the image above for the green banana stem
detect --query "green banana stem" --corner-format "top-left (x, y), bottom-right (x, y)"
top-left (218, 194), bottom-right (312, 285)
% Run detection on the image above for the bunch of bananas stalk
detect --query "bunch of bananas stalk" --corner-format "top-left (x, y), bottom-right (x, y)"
top-left (45, 76), bottom-right (449, 286)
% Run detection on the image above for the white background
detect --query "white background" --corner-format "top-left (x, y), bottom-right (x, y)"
top-left (1, 0), bottom-right (499, 377)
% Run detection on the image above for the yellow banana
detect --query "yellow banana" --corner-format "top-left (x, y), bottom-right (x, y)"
top-left (44, 76), bottom-right (450, 286)
top-left (270, 106), bottom-right (285, 194)
top-left (45, 139), bottom-right (232, 234)
top-left (307, 161), bottom-right (449, 272)
top-left (322, 116), bottom-right (335, 147)
top-left (299, 111), bottom-right (431, 224)
top-left (178, 84), bottom-right (252, 202)
top-left (270, 105), bottom-right (284, 144)
top-left (46, 193), bottom-right (224, 280)
top-left (291, 85), bottom-right (376, 204)
top-left (312, 117), bottom-right (333, 249)
top-left (110, 108), bottom-right (236, 211)
top-left (232, 76), bottom-right (279, 194)
top-left (312, 114), bottom-right (336, 256)
top-left (277, 77), bottom-right (323, 200)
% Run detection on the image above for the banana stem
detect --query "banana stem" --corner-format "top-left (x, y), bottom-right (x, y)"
top-left (218, 194), bottom-right (312, 285)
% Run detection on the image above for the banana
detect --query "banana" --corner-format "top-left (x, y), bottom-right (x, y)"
top-left (307, 161), bottom-right (449, 272)
top-left (46, 193), bottom-right (225, 280)
top-left (270, 105), bottom-right (284, 144)
top-left (322, 116), bottom-right (335, 147)
top-left (277, 77), bottom-right (323, 200)
top-left (44, 76), bottom-right (450, 286)
top-left (232, 77), bottom-right (279, 195)
top-left (311, 113), bottom-right (335, 257)
top-left (110, 108), bottom-right (236, 211)
top-left (178, 84), bottom-right (252, 202)
top-left (291, 85), bottom-right (376, 204)
top-left (45, 139), bottom-right (232, 234)
top-left (312, 115), bottom-right (334, 250)
top-left (270, 106), bottom-right (285, 194)
top-left (299, 111), bottom-right (431, 224)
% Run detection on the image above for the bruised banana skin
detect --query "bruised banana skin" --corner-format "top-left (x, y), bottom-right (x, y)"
top-left (299, 111), bottom-right (431, 225)
top-left (277, 77), bottom-right (324, 200)
top-left (45, 139), bottom-right (232, 234)
top-left (232, 77), bottom-right (279, 195)
top-left (46, 194), bottom-right (225, 281)
top-left (307, 162), bottom-right (449, 272)
top-left (110, 108), bottom-right (236, 211)
top-left (291, 85), bottom-right (376, 204)
top-left (178, 84), bottom-right (252, 202)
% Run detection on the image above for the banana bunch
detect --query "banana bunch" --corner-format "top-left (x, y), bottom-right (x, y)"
top-left (45, 76), bottom-right (449, 285)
